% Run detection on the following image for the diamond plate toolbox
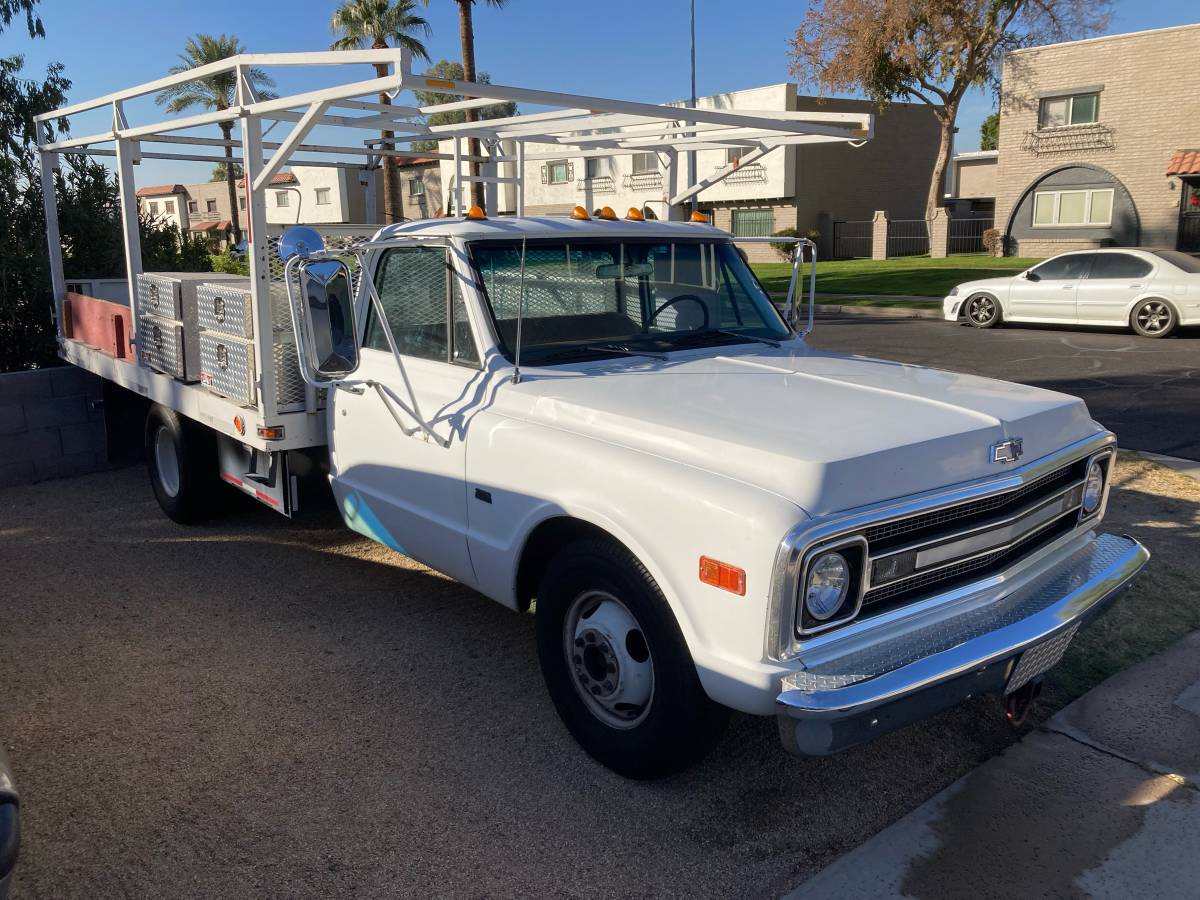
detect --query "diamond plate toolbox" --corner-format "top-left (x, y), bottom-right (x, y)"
top-left (137, 272), bottom-right (248, 381)
top-left (136, 313), bottom-right (186, 378)
top-left (196, 281), bottom-right (293, 338)
top-left (199, 330), bottom-right (306, 410)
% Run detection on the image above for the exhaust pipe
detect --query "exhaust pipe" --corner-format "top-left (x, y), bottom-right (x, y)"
top-left (1005, 680), bottom-right (1043, 727)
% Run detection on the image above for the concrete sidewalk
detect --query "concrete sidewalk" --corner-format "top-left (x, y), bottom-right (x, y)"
top-left (786, 630), bottom-right (1200, 899)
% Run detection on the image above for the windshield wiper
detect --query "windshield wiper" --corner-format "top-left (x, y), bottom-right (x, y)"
top-left (532, 344), bottom-right (666, 364)
top-left (694, 329), bottom-right (782, 349)
top-left (584, 343), bottom-right (669, 360)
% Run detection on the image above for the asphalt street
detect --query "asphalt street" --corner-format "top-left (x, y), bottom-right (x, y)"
top-left (807, 318), bottom-right (1200, 460)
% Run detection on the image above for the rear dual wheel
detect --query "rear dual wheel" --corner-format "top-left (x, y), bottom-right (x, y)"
top-left (535, 539), bottom-right (729, 779)
top-left (145, 405), bottom-right (216, 524)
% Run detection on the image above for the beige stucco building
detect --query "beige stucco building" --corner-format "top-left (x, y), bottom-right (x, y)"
top-left (995, 23), bottom-right (1200, 257)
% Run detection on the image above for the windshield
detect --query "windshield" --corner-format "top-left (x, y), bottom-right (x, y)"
top-left (1151, 249), bottom-right (1200, 274)
top-left (469, 238), bottom-right (791, 363)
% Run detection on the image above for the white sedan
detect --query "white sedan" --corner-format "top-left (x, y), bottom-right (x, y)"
top-left (944, 248), bottom-right (1200, 338)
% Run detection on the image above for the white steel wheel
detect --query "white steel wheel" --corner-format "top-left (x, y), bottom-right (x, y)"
top-left (966, 294), bottom-right (1001, 328)
top-left (153, 425), bottom-right (181, 498)
top-left (564, 590), bottom-right (654, 729)
top-left (1131, 299), bottom-right (1176, 338)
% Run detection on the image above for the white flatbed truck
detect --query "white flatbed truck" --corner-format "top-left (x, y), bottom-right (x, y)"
top-left (37, 52), bottom-right (1148, 778)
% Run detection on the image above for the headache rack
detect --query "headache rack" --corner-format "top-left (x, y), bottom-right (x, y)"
top-left (35, 49), bottom-right (873, 456)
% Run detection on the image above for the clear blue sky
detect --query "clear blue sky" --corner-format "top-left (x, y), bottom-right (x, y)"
top-left (5, 0), bottom-right (1196, 185)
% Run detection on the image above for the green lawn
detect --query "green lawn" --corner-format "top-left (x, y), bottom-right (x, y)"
top-left (752, 256), bottom-right (1042, 299)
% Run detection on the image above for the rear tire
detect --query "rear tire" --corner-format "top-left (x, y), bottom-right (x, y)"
top-left (144, 405), bottom-right (215, 524)
top-left (1130, 298), bottom-right (1177, 338)
top-left (535, 538), bottom-right (729, 779)
top-left (965, 293), bottom-right (1002, 328)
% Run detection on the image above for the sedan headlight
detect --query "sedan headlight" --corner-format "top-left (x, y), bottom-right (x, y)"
top-left (805, 552), bottom-right (850, 621)
top-left (948, 286), bottom-right (959, 296)
top-left (1082, 459), bottom-right (1106, 516)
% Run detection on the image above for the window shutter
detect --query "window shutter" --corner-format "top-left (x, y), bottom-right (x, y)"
top-left (567, 162), bottom-right (575, 181)
top-left (540, 164), bottom-right (549, 184)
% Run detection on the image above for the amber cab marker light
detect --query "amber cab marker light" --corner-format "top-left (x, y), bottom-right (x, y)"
top-left (257, 424), bottom-right (285, 440)
top-left (597, 206), bottom-right (618, 220)
top-left (699, 556), bottom-right (746, 596)
top-left (571, 205), bottom-right (590, 220)
top-left (626, 207), bottom-right (645, 221)
top-left (465, 205), bottom-right (488, 220)
top-left (689, 210), bottom-right (710, 224)
top-left (233, 415), bottom-right (246, 436)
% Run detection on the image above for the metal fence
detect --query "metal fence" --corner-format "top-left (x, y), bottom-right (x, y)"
top-left (948, 217), bottom-right (994, 255)
top-left (886, 219), bottom-right (929, 257)
top-left (831, 220), bottom-right (873, 258)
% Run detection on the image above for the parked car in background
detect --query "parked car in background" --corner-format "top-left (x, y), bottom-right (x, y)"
top-left (0, 747), bottom-right (17, 900)
top-left (945, 248), bottom-right (1200, 337)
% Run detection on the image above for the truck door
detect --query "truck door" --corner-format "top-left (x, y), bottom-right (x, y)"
top-left (328, 243), bottom-right (485, 586)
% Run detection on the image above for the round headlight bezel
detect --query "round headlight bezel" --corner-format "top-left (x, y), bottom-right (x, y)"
top-left (1082, 458), bottom-right (1106, 516)
top-left (805, 551), bottom-right (850, 621)
top-left (797, 537), bottom-right (867, 634)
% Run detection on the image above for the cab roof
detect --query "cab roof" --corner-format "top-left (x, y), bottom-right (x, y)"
top-left (375, 215), bottom-right (729, 242)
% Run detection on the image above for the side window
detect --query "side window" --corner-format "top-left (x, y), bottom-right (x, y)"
top-left (1088, 253), bottom-right (1152, 280)
top-left (1032, 254), bottom-right (1092, 280)
top-left (365, 248), bottom-right (479, 366)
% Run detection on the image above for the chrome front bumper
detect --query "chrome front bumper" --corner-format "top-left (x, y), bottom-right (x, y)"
top-left (776, 532), bottom-right (1149, 755)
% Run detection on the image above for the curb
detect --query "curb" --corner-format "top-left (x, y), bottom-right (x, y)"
top-left (813, 304), bottom-right (943, 320)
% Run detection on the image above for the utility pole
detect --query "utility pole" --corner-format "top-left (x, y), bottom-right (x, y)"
top-left (689, 0), bottom-right (698, 212)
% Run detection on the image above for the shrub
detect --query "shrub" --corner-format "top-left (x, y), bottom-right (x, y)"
top-left (770, 227), bottom-right (800, 261)
top-left (982, 228), bottom-right (1002, 257)
top-left (209, 250), bottom-right (250, 276)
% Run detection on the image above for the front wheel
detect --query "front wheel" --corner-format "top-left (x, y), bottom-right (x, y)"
top-left (965, 293), bottom-right (1002, 328)
top-left (1130, 298), bottom-right (1177, 338)
top-left (535, 539), bottom-right (729, 779)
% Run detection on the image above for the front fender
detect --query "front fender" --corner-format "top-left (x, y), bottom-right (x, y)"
top-left (465, 412), bottom-right (805, 713)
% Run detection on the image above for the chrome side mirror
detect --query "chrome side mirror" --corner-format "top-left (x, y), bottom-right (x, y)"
top-left (298, 259), bottom-right (359, 379)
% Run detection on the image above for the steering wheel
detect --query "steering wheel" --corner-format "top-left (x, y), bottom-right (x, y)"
top-left (648, 294), bottom-right (710, 331)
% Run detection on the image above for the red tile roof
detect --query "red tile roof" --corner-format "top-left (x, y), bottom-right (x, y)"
top-left (136, 183), bottom-right (187, 197)
top-left (270, 172), bottom-right (297, 184)
top-left (190, 220), bottom-right (231, 232)
top-left (1167, 149), bottom-right (1200, 176)
top-left (398, 157), bottom-right (437, 167)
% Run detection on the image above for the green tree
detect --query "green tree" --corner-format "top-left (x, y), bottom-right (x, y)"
top-left (411, 59), bottom-right (515, 153)
top-left (155, 34), bottom-right (276, 245)
top-left (211, 160), bottom-right (243, 182)
top-left (422, 0), bottom-right (509, 212)
top-left (331, 0), bottom-right (432, 224)
top-left (788, 0), bottom-right (1108, 218)
top-left (980, 111), bottom-right (998, 151)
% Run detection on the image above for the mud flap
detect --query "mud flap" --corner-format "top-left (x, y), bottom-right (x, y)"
top-left (215, 432), bottom-right (296, 516)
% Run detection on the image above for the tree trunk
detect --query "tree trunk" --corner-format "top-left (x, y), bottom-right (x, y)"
top-left (374, 56), bottom-right (403, 223)
top-left (926, 104), bottom-right (958, 221)
top-left (457, 0), bottom-right (485, 212)
top-left (221, 122), bottom-right (242, 246)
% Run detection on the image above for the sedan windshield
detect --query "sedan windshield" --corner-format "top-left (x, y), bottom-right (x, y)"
top-left (469, 238), bottom-right (791, 362)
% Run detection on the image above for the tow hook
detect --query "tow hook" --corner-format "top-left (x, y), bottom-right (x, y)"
top-left (1005, 680), bottom-right (1043, 727)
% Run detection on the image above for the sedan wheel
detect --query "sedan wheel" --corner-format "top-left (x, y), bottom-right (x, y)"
top-left (966, 294), bottom-right (1002, 328)
top-left (1131, 298), bottom-right (1177, 338)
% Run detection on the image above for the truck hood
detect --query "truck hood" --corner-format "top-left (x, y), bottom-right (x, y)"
top-left (497, 343), bottom-right (1102, 516)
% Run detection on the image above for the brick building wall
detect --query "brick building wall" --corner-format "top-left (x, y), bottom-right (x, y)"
top-left (995, 24), bottom-right (1200, 256)
top-left (0, 367), bottom-right (108, 488)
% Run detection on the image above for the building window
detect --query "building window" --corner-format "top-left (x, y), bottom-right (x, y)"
top-left (1039, 93), bottom-right (1099, 129)
top-left (188, 201), bottom-right (198, 213)
top-left (585, 158), bottom-right (601, 179)
top-left (238, 197), bottom-right (246, 210)
top-left (631, 152), bottom-right (658, 174)
top-left (1032, 188), bottom-right (1113, 227)
top-left (275, 191), bottom-right (290, 208)
top-left (164, 201), bottom-right (175, 214)
top-left (206, 199), bottom-right (218, 213)
top-left (408, 177), bottom-right (425, 197)
top-left (725, 148), bottom-right (743, 166)
top-left (545, 160), bottom-right (570, 184)
top-left (148, 201), bottom-right (158, 214)
top-left (315, 187), bottom-right (331, 205)
top-left (731, 208), bottom-right (775, 237)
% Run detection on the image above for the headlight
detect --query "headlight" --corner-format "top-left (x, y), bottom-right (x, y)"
top-left (948, 286), bottom-right (959, 296)
top-left (1082, 459), bottom-right (1105, 515)
top-left (804, 552), bottom-right (850, 621)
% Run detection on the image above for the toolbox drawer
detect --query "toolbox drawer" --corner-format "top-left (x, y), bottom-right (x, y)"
top-left (136, 313), bottom-right (188, 379)
top-left (199, 330), bottom-right (306, 409)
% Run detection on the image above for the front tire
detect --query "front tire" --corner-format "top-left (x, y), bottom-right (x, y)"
top-left (144, 405), bottom-right (215, 524)
top-left (535, 539), bottom-right (729, 779)
top-left (1130, 298), bottom-right (1177, 338)
top-left (965, 293), bottom-right (1002, 328)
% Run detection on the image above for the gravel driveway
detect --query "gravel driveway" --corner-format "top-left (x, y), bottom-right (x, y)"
top-left (0, 466), bottom-right (1142, 899)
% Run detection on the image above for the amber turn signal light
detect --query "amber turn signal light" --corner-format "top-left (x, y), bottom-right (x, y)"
top-left (257, 425), bottom-right (285, 440)
top-left (699, 556), bottom-right (746, 596)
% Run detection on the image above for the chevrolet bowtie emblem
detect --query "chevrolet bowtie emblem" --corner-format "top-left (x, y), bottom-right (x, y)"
top-left (991, 438), bottom-right (1024, 464)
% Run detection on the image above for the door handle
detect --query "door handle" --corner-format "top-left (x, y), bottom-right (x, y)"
top-left (1062, 285), bottom-right (1073, 290)
top-left (1129, 284), bottom-right (1143, 289)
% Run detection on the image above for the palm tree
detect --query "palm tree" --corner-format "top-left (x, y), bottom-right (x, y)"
top-left (156, 35), bottom-right (275, 246)
top-left (331, 0), bottom-right (432, 224)
top-left (420, 0), bottom-right (508, 212)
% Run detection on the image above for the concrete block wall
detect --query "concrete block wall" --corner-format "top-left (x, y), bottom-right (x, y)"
top-left (0, 367), bottom-right (108, 488)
